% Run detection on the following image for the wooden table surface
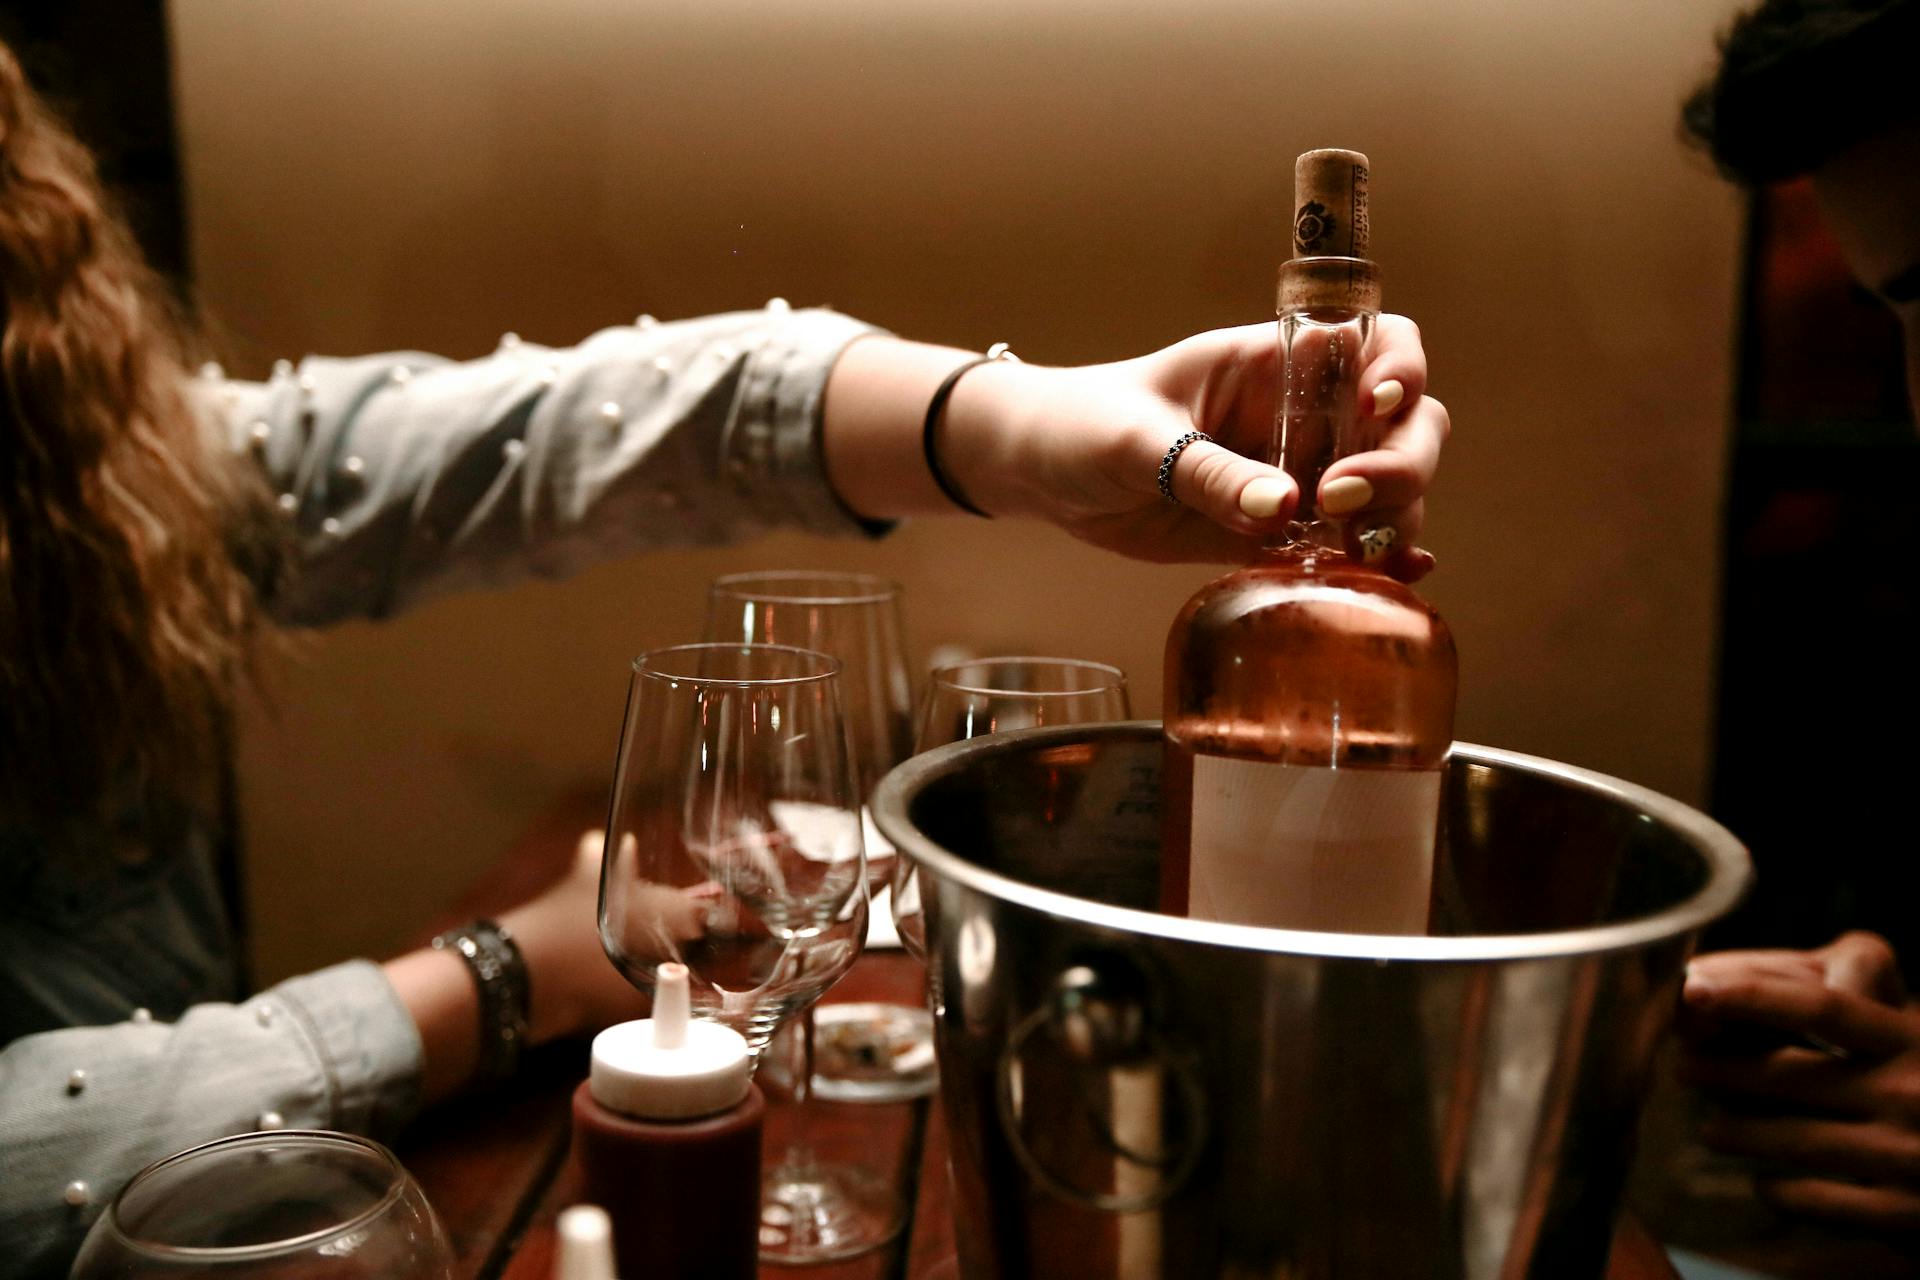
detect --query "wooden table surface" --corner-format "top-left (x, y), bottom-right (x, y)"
top-left (400, 790), bottom-right (1682, 1280)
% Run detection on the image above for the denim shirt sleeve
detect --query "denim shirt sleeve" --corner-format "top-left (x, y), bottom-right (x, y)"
top-left (201, 306), bottom-right (887, 627)
top-left (0, 961), bottom-right (421, 1278)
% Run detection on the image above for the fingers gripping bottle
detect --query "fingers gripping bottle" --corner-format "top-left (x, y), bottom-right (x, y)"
top-left (1161, 148), bottom-right (1457, 933)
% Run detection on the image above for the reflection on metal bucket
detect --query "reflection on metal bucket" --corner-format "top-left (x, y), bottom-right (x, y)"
top-left (871, 723), bottom-right (1750, 1280)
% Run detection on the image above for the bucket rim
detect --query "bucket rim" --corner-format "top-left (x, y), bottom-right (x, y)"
top-left (870, 720), bottom-right (1753, 963)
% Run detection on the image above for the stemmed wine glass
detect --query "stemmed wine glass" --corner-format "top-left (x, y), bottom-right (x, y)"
top-left (892, 656), bottom-right (1131, 956)
top-left (703, 570), bottom-right (913, 845)
top-left (912, 655), bottom-right (1131, 752)
top-left (700, 573), bottom-right (914, 1261)
top-left (68, 1130), bottom-right (454, 1279)
top-left (597, 642), bottom-right (874, 1260)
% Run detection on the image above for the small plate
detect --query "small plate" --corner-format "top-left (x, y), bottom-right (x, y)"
top-left (811, 1002), bottom-right (937, 1102)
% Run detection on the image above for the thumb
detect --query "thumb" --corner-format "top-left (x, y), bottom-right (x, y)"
top-left (1163, 436), bottom-right (1298, 534)
top-left (573, 830), bottom-right (607, 878)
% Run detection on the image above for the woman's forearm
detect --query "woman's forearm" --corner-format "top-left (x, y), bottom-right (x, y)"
top-left (380, 946), bottom-right (481, 1106)
top-left (820, 335), bottom-right (1034, 522)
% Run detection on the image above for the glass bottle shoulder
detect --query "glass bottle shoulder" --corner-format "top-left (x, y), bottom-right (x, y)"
top-left (1163, 548), bottom-right (1457, 768)
top-left (1170, 549), bottom-right (1453, 654)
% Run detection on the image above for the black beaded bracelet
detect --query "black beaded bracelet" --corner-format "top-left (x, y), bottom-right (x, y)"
top-left (430, 918), bottom-right (529, 1089)
top-left (921, 343), bottom-right (1018, 518)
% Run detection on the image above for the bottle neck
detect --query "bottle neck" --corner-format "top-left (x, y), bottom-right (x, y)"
top-left (1266, 256), bottom-right (1381, 558)
top-left (1259, 521), bottom-right (1345, 563)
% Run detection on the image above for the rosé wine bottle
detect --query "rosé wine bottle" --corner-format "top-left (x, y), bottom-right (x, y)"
top-left (1162, 149), bottom-right (1457, 933)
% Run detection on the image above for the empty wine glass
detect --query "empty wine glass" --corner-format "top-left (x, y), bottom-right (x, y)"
top-left (703, 571), bottom-right (913, 895)
top-left (893, 656), bottom-right (1131, 956)
top-left (599, 643), bottom-right (866, 1051)
top-left (912, 655), bottom-right (1131, 752)
top-left (598, 642), bottom-right (879, 1261)
top-left (68, 1130), bottom-right (453, 1279)
top-left (701, 573), bottom-right (917, 1261)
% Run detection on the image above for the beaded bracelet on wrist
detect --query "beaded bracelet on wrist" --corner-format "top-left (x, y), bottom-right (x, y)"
top-left (430, 918), bottom-right (530, 1089)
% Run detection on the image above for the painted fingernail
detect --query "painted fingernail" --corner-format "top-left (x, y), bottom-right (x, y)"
top-left (1371, 379), bottom-right (1405, 417)
top-left (1238, 477), bottom-right (1289, 519)
top-left (1358, 524), bottom-right (1398, 564)
top-left (1320, 476), bottom-right (1374, 516)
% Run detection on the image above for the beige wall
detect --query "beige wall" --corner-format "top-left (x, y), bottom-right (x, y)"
top-left (169, 0), bottom-right (1743, 983)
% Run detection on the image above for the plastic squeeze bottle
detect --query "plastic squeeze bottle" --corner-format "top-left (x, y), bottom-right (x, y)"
top-left (570, 962), bottom-right (764, 1279)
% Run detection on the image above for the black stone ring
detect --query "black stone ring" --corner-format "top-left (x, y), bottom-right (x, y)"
top-left (1156, 430), bottom-right (1214, 504)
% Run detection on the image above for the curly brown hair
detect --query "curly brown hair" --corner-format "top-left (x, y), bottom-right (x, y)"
top-left (0, 42), bottom-right (279, 844)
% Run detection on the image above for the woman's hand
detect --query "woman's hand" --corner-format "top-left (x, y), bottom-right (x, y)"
top-left (945, 317), bottom-right (1449, 572)
top-left (499, 831), bottom-right (649, 1046)
top-left (387, 831), bottom-right (668, 1104)
top-left (822, 318), bottom-right (1449, 573)
top-left (1679, 932), bottom-right (1920, 1236)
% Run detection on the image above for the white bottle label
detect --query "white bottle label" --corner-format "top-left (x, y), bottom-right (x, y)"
top-left (1189, 754), bottom-right (1441, 934)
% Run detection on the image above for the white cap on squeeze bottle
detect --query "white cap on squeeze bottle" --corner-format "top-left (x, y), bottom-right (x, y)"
top-left (588, 962), bottom-right (752, 1120)
top-left (554, 1204), bottom-right (617, 1280)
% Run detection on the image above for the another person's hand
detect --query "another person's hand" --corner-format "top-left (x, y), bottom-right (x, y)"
top-left (948, 317), bottom-right (1447, 574)
top-left (1679, 931), bottom-right (1920, 1236)
top-left (500, 831), bottom-right (649, 1045)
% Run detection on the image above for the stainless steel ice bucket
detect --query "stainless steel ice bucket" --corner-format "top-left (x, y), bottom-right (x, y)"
top-left (870, 722), bottom-right (1751, 1280)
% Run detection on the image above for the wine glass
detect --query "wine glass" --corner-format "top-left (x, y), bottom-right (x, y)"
top-left (912, 655), bottom-right (1131, 752)
top-left (699, 573), bottom-right (913, 1261)
top-left (69, 1130), bottom-right (453, 1279)
top-left (703, 571), bottom-right (913, 874)
top-left (892, 656), bottom-right (1131, 956)
top-left (599, 643), bottom-right (866, 1050)
top-left (598, 642), bottom-right (876, 1260)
